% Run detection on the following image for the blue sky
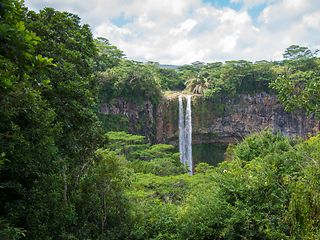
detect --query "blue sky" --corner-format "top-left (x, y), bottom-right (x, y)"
top-left (203, 0), bottom-right (242, 10)
top-left (26, 0), bottom-right (320, 64)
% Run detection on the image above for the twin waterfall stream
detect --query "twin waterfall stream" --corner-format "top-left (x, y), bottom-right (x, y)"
top-left (178, 95), bottom-right (193, 175)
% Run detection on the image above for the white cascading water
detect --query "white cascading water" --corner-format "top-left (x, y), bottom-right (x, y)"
top-left (178, 95), bottom-right (193, 175)
top-left (185, 95), bottom-right (193, 175)
top-left (178, 96), bottom-right (186, 165)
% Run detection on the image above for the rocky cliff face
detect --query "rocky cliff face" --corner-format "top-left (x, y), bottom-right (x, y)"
top-left (100, 98), bottom-right (156, 142)
top-left (100, 93), bottom-right (319, 144)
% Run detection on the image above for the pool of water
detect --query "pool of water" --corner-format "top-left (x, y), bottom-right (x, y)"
top-left (192, 143), bottom-right (227, 167)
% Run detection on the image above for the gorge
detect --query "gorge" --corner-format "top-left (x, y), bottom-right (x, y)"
top-left (100, 92), bottom-right (319, 145)
top-left (100, 92), bottom-right (319, 166)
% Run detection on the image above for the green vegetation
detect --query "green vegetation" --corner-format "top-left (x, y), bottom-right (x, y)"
top-left (106, 131), bottom-right (185, 176)
top-left (174, 60), bottom-right (276, 99)
top-left (1, 1), bottom-right (320, 239)
top-left (99, 60), bottom-right (162, 105)
top-left (270, 46), bottom-right (320, 117)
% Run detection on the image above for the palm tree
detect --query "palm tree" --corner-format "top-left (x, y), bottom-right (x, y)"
top-left (185, 71), bottom-right (210, 94)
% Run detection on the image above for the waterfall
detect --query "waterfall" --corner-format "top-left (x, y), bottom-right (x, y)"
top-left (179, 96), bottom-right (186, 165)
top-left (178, 95), bottom-right (193, 175)
top-left (185, 95), bottom-right (193, 175)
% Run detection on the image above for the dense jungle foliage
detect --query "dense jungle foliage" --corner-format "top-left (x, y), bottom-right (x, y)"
top-left (1, 1), bottom-right (320, 239)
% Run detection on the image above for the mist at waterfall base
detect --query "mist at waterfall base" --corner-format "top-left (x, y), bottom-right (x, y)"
top-left (179, 95), bottom-right (227, 173)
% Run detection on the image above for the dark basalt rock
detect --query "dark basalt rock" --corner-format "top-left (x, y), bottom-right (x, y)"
top-left (100, 93), bottom-right (318, 145)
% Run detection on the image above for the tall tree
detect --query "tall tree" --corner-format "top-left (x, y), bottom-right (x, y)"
top-left (0, 0), bottom-right (58, 238)
top-left (99, 60), bottom-right (162, 104)
top-left (0, 5), bottom-right (109, 238)
top-left (26, 8), bottom-right (104, 199)
top-left (272, 46), bottom-right (320, 117)
top-left (94, 37), bottom-right (124, 72)
top-left (283, 45), bottom-right (317, 60)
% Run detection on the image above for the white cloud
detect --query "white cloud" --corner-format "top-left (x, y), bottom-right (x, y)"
top-left (259, 0), bottom-right (320, 26)
top-left (95, 21), bottom-right (132, 40)
top-left (169, 19), bottom-right (198, 36)
top-left (26, 0), bottom-right (129, 23)
top-left (302, 11), bottom-right (320, 29)
top-left (256, 0), bottom-right (320, 55)
top-left (25, 0), bottom-right (320, 64)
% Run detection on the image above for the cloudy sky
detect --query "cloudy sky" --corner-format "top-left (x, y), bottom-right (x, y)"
top-left (25, 0), bottom-right (320, 64)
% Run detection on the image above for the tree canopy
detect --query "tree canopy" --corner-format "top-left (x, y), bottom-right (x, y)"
top-left (283, 45), bottom-right (318, 60)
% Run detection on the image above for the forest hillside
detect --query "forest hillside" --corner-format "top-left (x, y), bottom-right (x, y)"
top-left (1, 1), bottom-right (320, 239)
